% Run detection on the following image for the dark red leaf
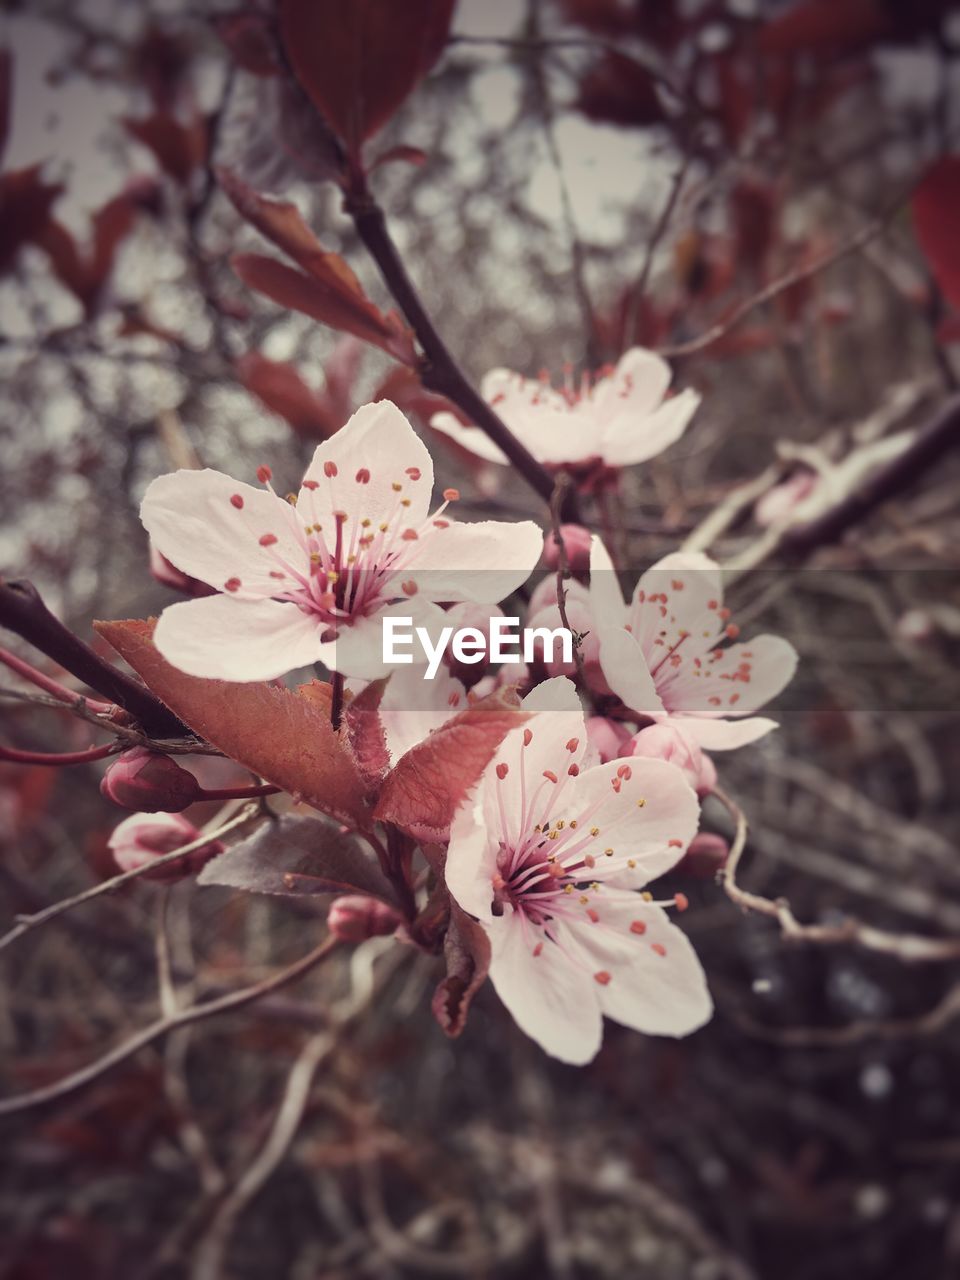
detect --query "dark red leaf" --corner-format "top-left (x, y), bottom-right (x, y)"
top-left (730, 179), bottom-right (779, 272)
top-left (198, 813), bottom-right (394, 901)
top-left (212, 11), bottom-right (282, 76)
top-left (374, 690), bottom-right (528, 842)
top-left (123, 111), bottom-right (207, 185)
top-left (95, 619), bottom-right (373, 829)
top-left (912, 156), bottom-right (960, 309)
top-left (277, 0), bottom-right (454, 156)
top-left (35, 187), bottom-right (141, 315)
top-left (431, 900), bottom-right (491, 1037)
top-left (576, 51), bottom-right (665, 128)
top-left (343, 678), bottom-right (392, 788)
top-left (0, 164), bottom-right (64, 276)
top-left (235, 351), bottom-right (341, 437)
top-left (757, 0), bottom-right (890, 55)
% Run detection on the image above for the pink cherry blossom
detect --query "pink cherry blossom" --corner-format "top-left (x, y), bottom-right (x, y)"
top-left (445, 678), bottom-right (711, 1065)
top-left (623, 723), bottom-right (717, 797)
top-left (141, 401), bottom-right (543, 681)
top-left (429, 347), bottom-right (700, 476)
top-left (589, 540), bottom-right (798, 750)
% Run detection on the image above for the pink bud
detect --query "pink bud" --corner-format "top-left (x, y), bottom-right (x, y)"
top-left (101, 747), bottom-right (201, 813)
top-left (327, 895), bottom-right (401, 944)
top-left (149, 542), bottom-right (216, 597)
top-left (108, 811), bottom-right (224, 882)
top-left (542, 523), bottom-right (592, 574)
top-left (673, 831), bottom-right (730, 879)
top-left (585, 715), bottom-right (632, 763)
top-left (623, 723), bottom-right (716, 797)
top-left (754, 470), bottom-right (818, 528)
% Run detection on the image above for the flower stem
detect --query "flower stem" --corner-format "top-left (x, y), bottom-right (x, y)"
top-left (0, 645), bottom-right (114, 714)
top-left (195, 783), bottom-right (281, 801)
top-left (0, 742), bottom-right (117, 766)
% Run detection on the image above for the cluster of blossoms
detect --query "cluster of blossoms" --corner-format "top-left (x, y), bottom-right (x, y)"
top-left (128, 354), bottom-right (796, 1064)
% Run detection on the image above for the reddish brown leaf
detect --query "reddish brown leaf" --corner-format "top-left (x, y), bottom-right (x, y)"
top-left (344, 678), bottom-right (391, 788)
top-left (35, 187), bottom-right (141, 315)
top-left (374, 690), bottom-right (528, 842)
top-left (236, 352), bottom-right (341, 437)
top-left (757, 0), bottom-right (890, 55)
top-left (278, 0), bottom-right (454, 156)
top-left (730, 179), bottom-right (779, 272)
top-left (212, 11), bottom-right (282, 76)
top-left (95, 618), bottom-right (373, 829)
top-left (913, 156), bottom-right (960, 309)
top-left (232, 253), bottom-right (416, 363)
top-left (0, 164), bottom-right (64, 276)
top-left (123, 111), bottom-right (207, 185)
top-left (576, 51), bottom-right (665, 128)
top-left (432, 900), bottom-right (491, 1038)
top-left (198, 813), bottom-right (394, 901)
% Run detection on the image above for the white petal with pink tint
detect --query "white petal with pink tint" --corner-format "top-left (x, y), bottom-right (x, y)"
top-left (428, 412), bottom-right (510, 465)
top-left (153, 594), bottom-right (322, 681)
top-left (141, 470), bottom-right (304, 597)
top-left (602, 388), bottom-right (700, 466)
top-left (403, 520), bottom-right (543, 602)
top-left (595, 626), bottom-right (665, 716)
top-left (678, 716), bottom-right (779, 750)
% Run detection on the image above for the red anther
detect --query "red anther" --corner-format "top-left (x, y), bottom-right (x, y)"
top-left (523, 729), bottom-right (533, 746)
top-left (327, 895), bottom-right (400, 944)
top-left (583, 853), bottom-right (596, 868)
top-left (401, 528), bottom-right (419, 540)
top-left (568, 763), bottom-right (580, 776)
top-left (718, 606), bottom-right (731, 621)
top-left (496, 763), bottom-right (509, 780)
top-left (355, 467), bottom-right (371, 484)
top-left (230, 493), bottom-right (244, 509)
top-left (617, 763), bottom-right (632, 779)
top-left (671, 579), bottom-right (684, 591)
top-left (611, 776), bottom-right (622, 793)
top-left (402, 580), bottom-right (418, 596)
top-left (405, 467), bottom-right (421, 480)
top-left (726, 623), bottom-right (741, 639)
top-left (448, 691), bottom-right (461, 707)
top-left (433, 518), bottom-right (450, 529)
top-left (100, 747), bottom-right (201, 813)
top-left (593, 970), bottom-right (611, 985)
top-left (650, 943), bottom-right (667, 956)
top-left (224, 577), bottom-right (242, 592)
top-left (566, 737), bottom-right (579, 752)
top-left (707, 599), bottom-right (718, 610)
top-left (668, 838), bottom-right (683, 848)
top-left (543, 769), bottom-right (558, 783)
top-left (587, 908), bottom-right (599, 923)
top-left (674, 892), bottom-right (689, 912)
top-left (532, 941), bottom-right (544, 957)
top-left (324, 460), bottom-right (338, 478)
top-left (630, 920), bottom-right (647, 935)
top-left (442, 487), bottom-right (460, 502)
top-left (256, 464), bottom-right (272, 484)
top-left (729, 692), bottom-right (740, 704)
top-left (302, 479), bottom-right (319, 490)
top-left (259, 533), bottom-right (278, 546)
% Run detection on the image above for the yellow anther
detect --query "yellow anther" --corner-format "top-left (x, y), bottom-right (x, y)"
top-left (590, 826), bottom-right (600, 836)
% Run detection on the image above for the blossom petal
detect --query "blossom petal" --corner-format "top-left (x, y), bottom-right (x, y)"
top-left (561, 755), bottom-right (699, 887)
top-left (428, 411), bottom-right (510, 465)
top-left (628, 550), bottom-right (725, 661)
top-left (564, 895), bottom-right (712, 1037)
top-left (376, 662), bottom-right (467, 764)
top-left (665, 634), bottom-right (798, 719)
top-left (486, 910), bottom-right (603, 1065)
top-left (445, 792), bottom-right (500, 920)
top-left (595, 626), bottom-right (665, 717)
top-left (300, 401), bottom-right (433, 528)
top-left (141, 470), bottom-right (304, 597)
top-left (153, 595), bottom-right (321, 681)
top-left (593, 347), bottom-right (673, 421)
top-left (318, 599), bottom-right (449, 679)
top-left (678, 715), bottom-right (779, 750)
top-left (602, 387), bottom-right (700, 466)
top-left (403, 520), bottom-right (542, 603)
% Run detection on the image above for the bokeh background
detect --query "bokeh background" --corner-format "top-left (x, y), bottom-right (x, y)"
top-left (2, 1), bottom-right (960, 1276)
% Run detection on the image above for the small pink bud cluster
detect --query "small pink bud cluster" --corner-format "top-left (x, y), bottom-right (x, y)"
top-left (542, 523), bottom-right (592, 574)
top-left (108, 812), bottom-right (224, 881)
top-left (100, 747), bottom-right (201, 812)
top-left (327, 895), bottom-right (401, 943)
top-left (673, 832), bottom-right (730, 879)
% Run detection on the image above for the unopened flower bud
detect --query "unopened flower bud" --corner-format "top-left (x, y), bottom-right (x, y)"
top-left (327, 894), bottom-right (401, 944)
top-left (101, 747), bottom-right (201, 812)
top-left (542, 523), bottom-right (592, 574)
top-left (108, 811), bottom-right (224, 882)
top-left (623, 723), bottom-right (716, 797)
top-left (673, 831), bottom-right (730, 879)
top-left (585, 715), bottom-right (632, 763)
top-left (754, 470), bottom-right (817, 528)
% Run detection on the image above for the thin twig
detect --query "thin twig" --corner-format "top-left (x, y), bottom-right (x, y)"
top-left (549, 475), bottom-right (587, 686)
top-left (714, 787), bottom-right (960, 963)
top-left (0, 804), bottom-right (263, 955)
top-left (0, 937), bottom-right (340, 1117)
